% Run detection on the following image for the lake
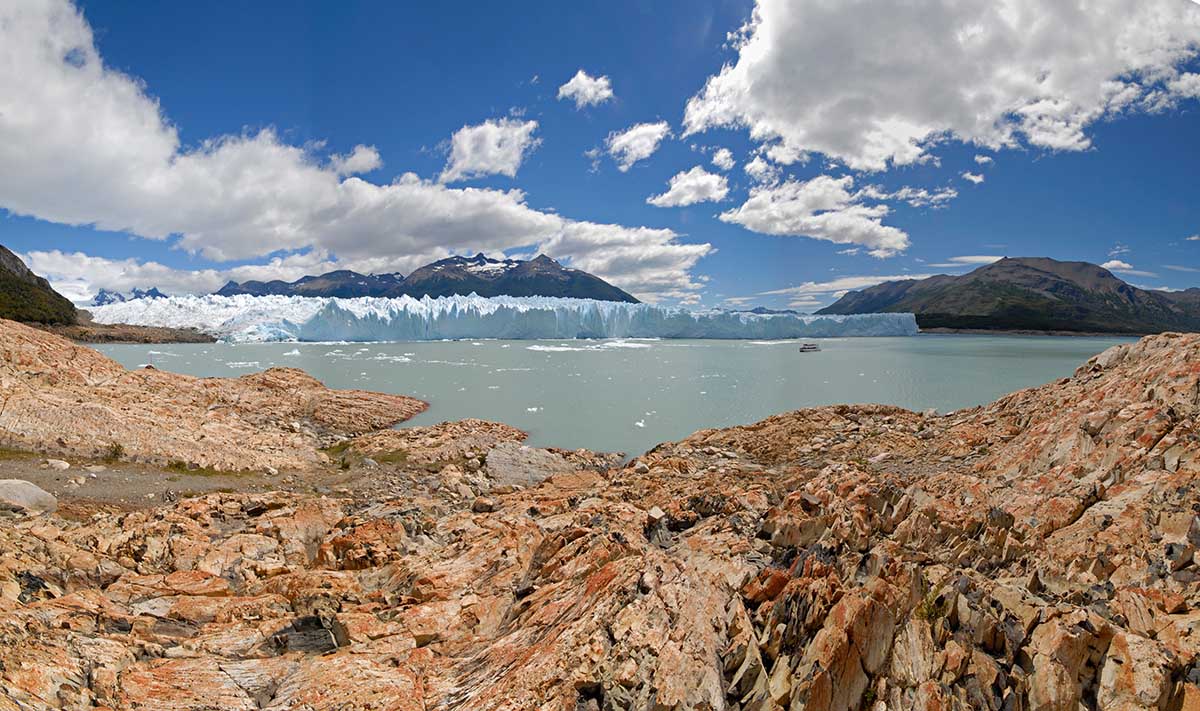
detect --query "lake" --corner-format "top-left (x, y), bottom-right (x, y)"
top-left (95, 334), bottom-right (1134, 456)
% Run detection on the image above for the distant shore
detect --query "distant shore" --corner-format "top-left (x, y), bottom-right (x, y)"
top-left (920, 326), bottom-right (1147, 337)
top-left (33, 320), bottom-right (215, 344)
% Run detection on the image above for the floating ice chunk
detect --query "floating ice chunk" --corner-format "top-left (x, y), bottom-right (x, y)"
top-left (91, 294), bottom-right (919, 343)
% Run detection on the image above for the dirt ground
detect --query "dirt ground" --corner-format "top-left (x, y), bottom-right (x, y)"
top-left (0, 449), bottom-right (415, 517)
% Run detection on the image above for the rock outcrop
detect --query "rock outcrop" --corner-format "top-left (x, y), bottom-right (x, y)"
top-left (0, 479), bottom-right (56, 515)
top-left (0, 319), bottom-right (426, 471)
top-left (0, 330), bottom-right (1198, 709)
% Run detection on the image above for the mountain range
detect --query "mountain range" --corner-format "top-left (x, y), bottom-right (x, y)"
top-left (817, 257), bottom-right (1200, 334)
top-left (92, 287), bottom-right (168, 306)
top-left (215, 253), bottom-right (639, 302)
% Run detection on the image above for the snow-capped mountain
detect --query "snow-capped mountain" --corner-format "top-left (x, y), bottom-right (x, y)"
top-left (214, 254), bottom-right (638, 303)
top-left (91, 287), bottom-right (168, 306)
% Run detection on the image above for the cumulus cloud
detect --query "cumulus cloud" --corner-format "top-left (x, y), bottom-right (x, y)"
top-left (1171, 73), bottom-right (1200, 99)
top-left (20, 249), bottom-right (349, 303)
top-left (683, 0), bottom-right (1200, 171)
top-left (605, 121), bottom-right (671, 171)
top-left (1101, 259), bottom-right (1157, 278)
top-left (719, 175), bottom-right (910, 257)
top-left (646, 166), bottom-right (729, 208)
top-left (743, 155), bottom-right (780, 184)
top-left (974, 155), bottom-right (994, 166)
top-left (538, 223), bottom-right (713, 302)
top-left (0, 0), bottom-right (709, 302)
top-left (962, 172), bottom-right (985, 185)
top-left (710, 148), bottom-right (735, 171)
top-left (329, 145), bottom-right (382, 176)
top-left (557, 70), bottom-right (614, 109)
top-left (439, 118), bottom-right (540, 183)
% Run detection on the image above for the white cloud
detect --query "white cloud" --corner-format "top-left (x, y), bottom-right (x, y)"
top-left (20, 248), bottom-right (347, 303)
top-left (710, 148), bottom-right (735, 171)
top-left (537, 223), bottom-right (713, 302)
top-left (557, 70), bottom-right (615, 109)
top-left (329, 145), bottom-right (382, 176)
top-left (961, 172), bottom-right (985, 185)
top-left (1164, 264), bottom-right (1200, 273)
top-left (719, 175), bottom-right (910, 257)
top-left (1167, 73), bottom-right (1200, 100)
top-left (743, 155), bottom-right (780, 184)
top-left (439, 118), bottom-right (540, 183)
top-left (1101, 259), bottom-right (1157, 278)
top-left (946, 255), bottom-right (1002, 264)
top-left (647, 166), bottom-right (729, 207)
top-left (784, 296), bottom-right (825, 311)
top-left (857, 184), bottom-right (957, 209)
top-left (0, 0), bottom-right (709, 302)
top-left (1108, 243), bottom-right (1131, 256)
top-left (974, 155), bottom-right (994, 166)
top-left (1187, 235), bottom-right (1200, 242)
top-left (605, 121), bottom-right (671, 172)
top-left (927, 255), bottom-right (1003, 268)
top-left (759, 273), bottom-right (939, 299)
top-left (683, 0), bottom-right (1200, 171)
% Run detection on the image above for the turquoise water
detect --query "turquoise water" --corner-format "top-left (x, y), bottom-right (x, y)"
top-left (96, 334), bottom-right (1134, 456)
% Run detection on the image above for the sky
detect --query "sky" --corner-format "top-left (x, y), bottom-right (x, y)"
top-left (1, 0), bottom-right (1199, 309)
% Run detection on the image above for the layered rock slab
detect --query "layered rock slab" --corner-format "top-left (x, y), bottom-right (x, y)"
top-left (0, 319), bottom-right (426, 471)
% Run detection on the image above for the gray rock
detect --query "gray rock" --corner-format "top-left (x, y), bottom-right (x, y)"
top-left (44, 459), bottom-right (70, 471)
top-left (485, 442), bottom-right (575, 488)
top-left (0, 480), bottom-right (57, 515)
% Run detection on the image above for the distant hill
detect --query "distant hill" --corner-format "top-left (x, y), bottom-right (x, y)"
top-left (217, 270), bottom-right (404, 299)
top-left (0, 245), bottom-right (76, 325)
top-left (216, 253), bottom-right (638, 303)
top-left (817, 257), bottom-right (1200, 334)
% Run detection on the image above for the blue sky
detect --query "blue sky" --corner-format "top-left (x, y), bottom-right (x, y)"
top-left (1, 0), bottom-right (1199, 308)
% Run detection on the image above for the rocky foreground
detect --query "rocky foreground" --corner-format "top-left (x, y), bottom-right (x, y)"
top-left (0, 319), bottom-right (425, 471)
top-left (0, 327), bottom-right (1198, 710)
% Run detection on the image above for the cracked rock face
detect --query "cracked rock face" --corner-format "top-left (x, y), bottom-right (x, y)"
top-left (0, 329), bottom-right (1199, 709)
top-left (0, 319), bottom-right (426, 471)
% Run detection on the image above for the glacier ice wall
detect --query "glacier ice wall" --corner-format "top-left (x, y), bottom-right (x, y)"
top-left (90, 294), bottom-right (919, 342)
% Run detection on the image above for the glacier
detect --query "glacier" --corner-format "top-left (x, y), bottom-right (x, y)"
top-left (89, 294), bottom-right (919, 342)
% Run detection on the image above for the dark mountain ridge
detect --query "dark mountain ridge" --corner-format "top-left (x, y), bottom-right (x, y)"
top-left (817, 257), bottom-right (1200, 334)
top-left (216, 253), bottom-right (638, 302)
top-left (0, 245), bottom-right (76, 324)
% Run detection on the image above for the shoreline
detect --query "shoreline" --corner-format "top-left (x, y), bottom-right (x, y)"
top-left (32, 320), bottom-right (216, 344)
top-left (919, 326), bottom-right (1150, 337)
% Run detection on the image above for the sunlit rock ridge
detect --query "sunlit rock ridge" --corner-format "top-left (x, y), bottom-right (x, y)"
top-left (90, 294), bottom-right (919, 342)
